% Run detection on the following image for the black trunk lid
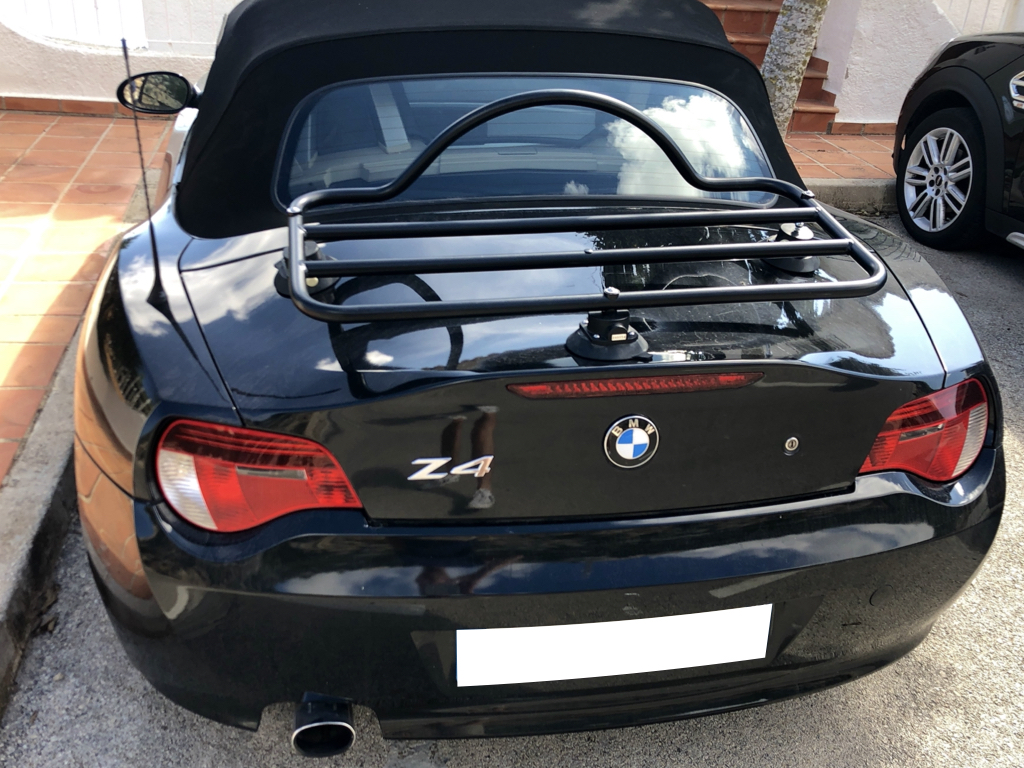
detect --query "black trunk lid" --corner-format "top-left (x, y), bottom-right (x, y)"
top-left (181, 220), bottom-right (944, 523)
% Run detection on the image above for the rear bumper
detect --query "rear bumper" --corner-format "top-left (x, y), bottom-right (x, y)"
top-left (83, 447), bottom-right (1004, 738)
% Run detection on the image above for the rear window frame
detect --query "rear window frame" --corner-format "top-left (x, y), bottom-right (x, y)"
top-left (271, 71), bottom-right (779, 214)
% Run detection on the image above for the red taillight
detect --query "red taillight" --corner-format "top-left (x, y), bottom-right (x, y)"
top-left (155, 419), bottom-right (361, 532)
top-left (507, 372), bottom-right (763, 399)
top-left (859, 379), bottom-right (988, 482)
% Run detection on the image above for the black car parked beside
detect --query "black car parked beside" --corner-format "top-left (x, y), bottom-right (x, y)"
top-left (896, 32), bottom-right (1024, 249)
top-left (77, 0), bottom-right (1003, 757)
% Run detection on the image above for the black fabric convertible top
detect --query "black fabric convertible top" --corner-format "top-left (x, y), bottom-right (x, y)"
top-left (177, 0), bottom-right (802, 238)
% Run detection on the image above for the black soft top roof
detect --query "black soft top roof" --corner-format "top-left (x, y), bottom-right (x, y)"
top-left (177, 0), bottom-right (801, 238)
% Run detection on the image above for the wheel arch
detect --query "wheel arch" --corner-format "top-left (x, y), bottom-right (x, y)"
top-left (895, 67), bottom-right (1004, 215)
top-left (902, 91), bottom-right (974, 139)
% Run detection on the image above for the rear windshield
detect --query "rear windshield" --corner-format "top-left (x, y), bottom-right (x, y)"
top-left (278, 75), bottom-right (774, 207)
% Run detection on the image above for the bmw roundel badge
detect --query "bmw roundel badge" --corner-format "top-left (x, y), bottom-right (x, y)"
top-left (604, 415), bottom-right (659, 469)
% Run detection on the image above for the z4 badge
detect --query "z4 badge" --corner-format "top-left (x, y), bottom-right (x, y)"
top-left (408, 456), bottom-right (494, 481)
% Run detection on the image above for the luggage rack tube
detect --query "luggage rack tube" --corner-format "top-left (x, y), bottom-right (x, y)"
top-left (285, 89), bottom-right (887, 324)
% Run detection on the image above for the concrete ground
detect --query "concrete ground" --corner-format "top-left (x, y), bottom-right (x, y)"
top-left (0, 216), bottom-right (1021, 767)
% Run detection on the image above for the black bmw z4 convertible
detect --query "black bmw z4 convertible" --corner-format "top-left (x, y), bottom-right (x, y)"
top-left (76, 0), bottom-right (1004, 756)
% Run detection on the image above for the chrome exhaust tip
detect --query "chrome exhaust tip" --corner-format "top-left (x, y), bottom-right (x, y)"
top-left (291, 693), bottom-right (355, 758)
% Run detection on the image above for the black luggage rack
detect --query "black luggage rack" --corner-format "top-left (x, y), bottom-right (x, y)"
top-left (286, 90), bottom-right (887, 325)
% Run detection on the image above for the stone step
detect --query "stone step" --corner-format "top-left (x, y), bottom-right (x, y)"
top-left (789, 100), bottom-right (841, 134)
top-left (703, 0), bottom-right (782, 36)
top-left (726, 31), bottom-right (771, 66)
top-left (699, 0), bottom-right (838, 133)
top-left (799, 67), bottom-right (830, 103)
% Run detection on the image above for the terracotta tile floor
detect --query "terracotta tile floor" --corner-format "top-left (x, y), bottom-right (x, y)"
top-left (0, 110), bottom-right (172, 483)
top-left (0, 110), bottom-right (896, 486)
top-left (786, 133), bottom-right (897, 180)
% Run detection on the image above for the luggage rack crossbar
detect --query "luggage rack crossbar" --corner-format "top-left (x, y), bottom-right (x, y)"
top-left (303, 207), bottom-right (821, 241)
top-left (304, 239), bottom-right (852, 278)
top-left (286, 89), bottom-right (887, 324)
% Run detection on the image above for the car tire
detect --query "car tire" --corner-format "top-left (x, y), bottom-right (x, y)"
top-left (897, 107), bottom-right (986, 250)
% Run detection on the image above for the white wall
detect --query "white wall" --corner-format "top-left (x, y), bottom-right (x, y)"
top-left (814, 0), bottom-right (864, 97)
top-left (819, 0), bottom-right (1024, 125)
top-left (935, 0), bottom-right (1014, 32)
top-left (1004, 0), bottom-right (1024, 28)
top-left (821, 0), bottom-right (958, 124)
top-left (0, 0), bottom-right (240, 101)
top-left (3, 0), bottom-right (1023, 108)
top-left (2, 0), bottom-right (148, 48)
top-left (1, 0), bottom-right (239, 52)
top-left (140, 0), bottom-right (239, 56)
top-left (0, 21), bottom-right (213, 102)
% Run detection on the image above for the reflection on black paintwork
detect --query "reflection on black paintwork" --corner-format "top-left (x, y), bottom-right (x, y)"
top-left (415, 557), bottom-right (521, 596)
top-left (177, 217), bottom-right (954, 522)
top-left (99, 252), bottom-right (154, 414)
top-left (183, 221), bottom-right (945, 408)
top-left (428, 408), bottom-right (498, 510)
top-left (269, 519), bottom-right (937, 598)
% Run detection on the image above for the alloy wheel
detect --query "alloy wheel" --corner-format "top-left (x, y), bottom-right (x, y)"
top-left (903, 127), bottom-right (973, 233)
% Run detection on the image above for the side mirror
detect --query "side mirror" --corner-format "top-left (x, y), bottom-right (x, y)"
top-left (117, 71), bottom-right (196, 115)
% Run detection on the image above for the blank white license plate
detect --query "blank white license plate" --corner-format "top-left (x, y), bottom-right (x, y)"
top-left (456, 604), bottom-right (773, 687)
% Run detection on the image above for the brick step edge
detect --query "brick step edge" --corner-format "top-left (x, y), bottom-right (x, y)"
top-left (703, 1), bottom-right (782, 11)
top-left (795, 100), bottom-right (840, 115)
top-left (829, 121), bottom-right (900, 136)
top-left (1, 96), bottom-right (172, 119)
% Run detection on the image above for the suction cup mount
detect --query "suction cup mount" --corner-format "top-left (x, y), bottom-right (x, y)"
top-left (767, 222), bottom-right (820, 274)
top-left (566, 289), bottom-right (650, 361)
top-left (275, 241), bottom-right (341, 298)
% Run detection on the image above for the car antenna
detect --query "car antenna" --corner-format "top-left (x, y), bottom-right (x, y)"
top-left (116, 42), bottom-right (224, 395)
top-left (120, 38), bottom-right (166, 307)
